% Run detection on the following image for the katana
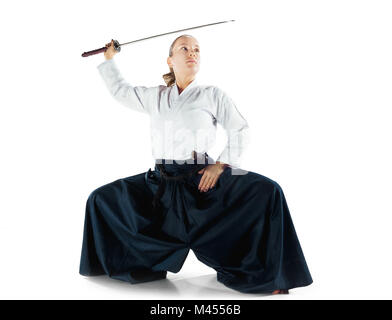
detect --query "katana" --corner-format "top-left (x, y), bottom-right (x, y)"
top-left (81, 20), bottom-right (235, 57)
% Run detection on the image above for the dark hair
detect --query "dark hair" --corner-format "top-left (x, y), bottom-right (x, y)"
top-left (162, 34), bottom-right (196, 87)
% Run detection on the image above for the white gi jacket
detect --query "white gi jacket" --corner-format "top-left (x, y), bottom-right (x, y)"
top-left (97, 59), bottom-right (250, 168)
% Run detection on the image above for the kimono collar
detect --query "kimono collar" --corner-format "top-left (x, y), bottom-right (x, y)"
top-left (173, 78), bottom-right (198, 97)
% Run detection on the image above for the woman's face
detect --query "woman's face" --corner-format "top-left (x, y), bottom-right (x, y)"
top-left (167, 36), bottom-right (200, 79)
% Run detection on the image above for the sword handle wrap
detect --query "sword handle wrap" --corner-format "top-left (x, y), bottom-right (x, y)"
top-left (81, 40), bottom-right (121, 58)
top-left (81, 47), bottom-right (107, 57)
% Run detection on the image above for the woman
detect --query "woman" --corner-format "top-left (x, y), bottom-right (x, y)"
top-left (79, 35), bottom-right (313, 295)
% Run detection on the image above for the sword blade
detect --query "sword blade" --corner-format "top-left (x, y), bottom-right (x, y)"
top-left (119, 20), bottom-right (235, 47)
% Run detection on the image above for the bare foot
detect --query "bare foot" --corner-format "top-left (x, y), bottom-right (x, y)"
top-left (272, 289), bottom-right (289, 294)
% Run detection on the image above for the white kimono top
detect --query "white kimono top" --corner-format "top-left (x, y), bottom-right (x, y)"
top-left (97, 59), bottom-right (250, 168)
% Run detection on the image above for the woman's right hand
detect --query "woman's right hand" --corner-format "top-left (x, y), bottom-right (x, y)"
top-left (104, 39), bottom-right (118, 60)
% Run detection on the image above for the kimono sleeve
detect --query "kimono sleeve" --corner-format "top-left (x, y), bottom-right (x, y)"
top-left (213, 87), bottom-right (251, 169)
top-left (97, 59), bottom-right (157, 115)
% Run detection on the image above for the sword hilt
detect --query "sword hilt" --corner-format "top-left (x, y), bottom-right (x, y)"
top-left (81, 39), bottom-right (121, 57)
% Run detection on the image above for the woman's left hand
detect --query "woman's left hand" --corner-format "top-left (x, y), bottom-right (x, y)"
top-left (198, 162), bottom-right (228, 192)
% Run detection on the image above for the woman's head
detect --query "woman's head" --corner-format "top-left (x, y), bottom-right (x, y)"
top-left (163, 34), bottom-right (200, 87)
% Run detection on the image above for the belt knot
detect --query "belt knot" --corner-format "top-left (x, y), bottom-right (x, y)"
top-left (151, 152), bottom-right (208, 212)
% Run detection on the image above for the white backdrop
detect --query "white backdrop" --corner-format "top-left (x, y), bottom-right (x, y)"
top-left (1, 0), bottom-right (391, 299)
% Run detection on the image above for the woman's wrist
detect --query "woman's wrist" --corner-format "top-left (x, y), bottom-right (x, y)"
top-left (216, 161), bottom-right (229, 168)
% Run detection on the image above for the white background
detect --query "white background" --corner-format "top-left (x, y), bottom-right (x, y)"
top-left (0, 0), bottom-right (391, 299)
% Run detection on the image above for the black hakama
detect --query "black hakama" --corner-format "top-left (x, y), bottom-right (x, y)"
top-left (79, 152), bottom-right (313, 293)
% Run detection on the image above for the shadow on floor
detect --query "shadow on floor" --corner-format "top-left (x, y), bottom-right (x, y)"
top-left (82, 273), bottom-right (274, 298)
